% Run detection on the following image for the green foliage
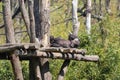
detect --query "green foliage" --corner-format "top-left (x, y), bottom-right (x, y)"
top-left (0, 61), bottom-right (29, 80)
top-left (50, 14), bottom-right (120, 79)
top-left (0, 61), bottom-right (13, 80)
top-left (49, 0), bottom-right (120, 79)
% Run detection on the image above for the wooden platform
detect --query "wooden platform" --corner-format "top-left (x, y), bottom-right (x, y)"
top-left (0, 43), bottom-right (99, 62)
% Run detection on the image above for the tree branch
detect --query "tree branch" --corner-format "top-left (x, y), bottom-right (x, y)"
top-left (18, 0), bottom-right (31, 38)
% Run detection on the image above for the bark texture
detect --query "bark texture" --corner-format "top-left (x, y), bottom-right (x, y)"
top-left (86, 0), bottom-right (91, 35)
top-left (2, 0), bottom-right (23, 80)
top-left (34, 0), bottom-right (52, 80)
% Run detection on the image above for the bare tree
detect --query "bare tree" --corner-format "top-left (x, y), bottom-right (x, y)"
top-left (72, 0), bottom-right (80, 36)
top-left (86, 0), bottom-right (91, 35)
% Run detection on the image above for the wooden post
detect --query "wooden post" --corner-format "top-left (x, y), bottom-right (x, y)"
top-left (2, 0), bottom-right (23, 80)
top-left (34, 0), bottom-right (52, 80)
top-left (86, 0), bottom-right (91, 35)
top-left (39, 0), bottom-right (52, 80)
top-left (28, 0), bottom-right (42, 79)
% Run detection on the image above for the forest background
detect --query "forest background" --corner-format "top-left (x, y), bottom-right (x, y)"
top-left (0, 0), bottom-right (120, 80)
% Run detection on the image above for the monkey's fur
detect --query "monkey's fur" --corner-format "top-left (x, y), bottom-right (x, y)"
top-left (50, 34), bottom-right (80, 48)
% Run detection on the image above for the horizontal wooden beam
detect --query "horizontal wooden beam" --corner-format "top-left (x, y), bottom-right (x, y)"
top-left (0, 51), bottom-right (99, 62)
top-left (0, 43), bottom-right (40, 53)
top-left (0, 43), bottom-right (86, 55)
top-left (0, 44), bottom-right (99, 62)
top-left (18, 51), bottom-right (99, 62)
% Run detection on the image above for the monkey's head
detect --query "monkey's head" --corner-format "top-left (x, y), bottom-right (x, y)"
top-left (70, 38), bottom-right (80, 48)
top-left (68, 33), bottom-right (80, 48)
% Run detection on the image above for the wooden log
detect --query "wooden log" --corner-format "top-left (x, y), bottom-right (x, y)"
top-left (0, 43), bottom-right (40, 53)
top-left (17, 51), bottom-right (99, 62)
top-left (0, 51), bottom-right (99, 62)
top-left (39, 47), bottom-right (86, 55)
top-left (2, 0), bottom-right (23, 79)
top-left (38, 0), bottom-right (52, 79)
top-left (28, 0), bottom-right (42, 79)
top-left (28, 0), bottom-right (36, 43)
top-left (0, 45), bottom-right (86, 55)
top-left (18, 0), bottom-right (31, 38)
top-left (10, 50), bottom-right (23, 80)
top-left (37, 52), bottom-right (99, 62)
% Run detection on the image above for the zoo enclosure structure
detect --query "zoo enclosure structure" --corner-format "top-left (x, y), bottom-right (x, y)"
top-left (0, 0), bottom-right (99, 80)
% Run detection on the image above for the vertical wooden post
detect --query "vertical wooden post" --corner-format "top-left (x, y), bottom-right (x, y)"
top-left (37, 0), bottom-right (52, 80)
top-left (28, 0), bottom-right (36, 43)
top-left (34, 0), bottom-right (51, 80)
top-left (28, 0), bottom-right (42, 80)
top-left (2, 0), bottom-right (23, 80)
top-left (86, 0), bottom-right (91, 35)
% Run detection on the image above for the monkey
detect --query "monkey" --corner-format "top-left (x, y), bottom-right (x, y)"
top-left (50, 34), bottom-right (81, 78)
top-left (50, 34), bottom-right (80, 48)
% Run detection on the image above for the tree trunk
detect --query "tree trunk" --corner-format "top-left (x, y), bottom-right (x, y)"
top-left (28, 0), bottom-right (36, 43)
top-left (18, 0), bottom-right (31, 38)
top-left (34, 0), bottom-right (52, 80)
top-left (2, 0), bottom-right (23, 80)
top-left (72, 0), bottom-right (80, 36)
top-left (117, 0), bottom-right (120, 11)
top-left (105, 0), bottom-right (111, 13)
top-left (39, 0), bottom-right (52, 80)
top-left (86, 0), bottom-right (91, 35)
top-left (28, 0), bottom-right (42, 79)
